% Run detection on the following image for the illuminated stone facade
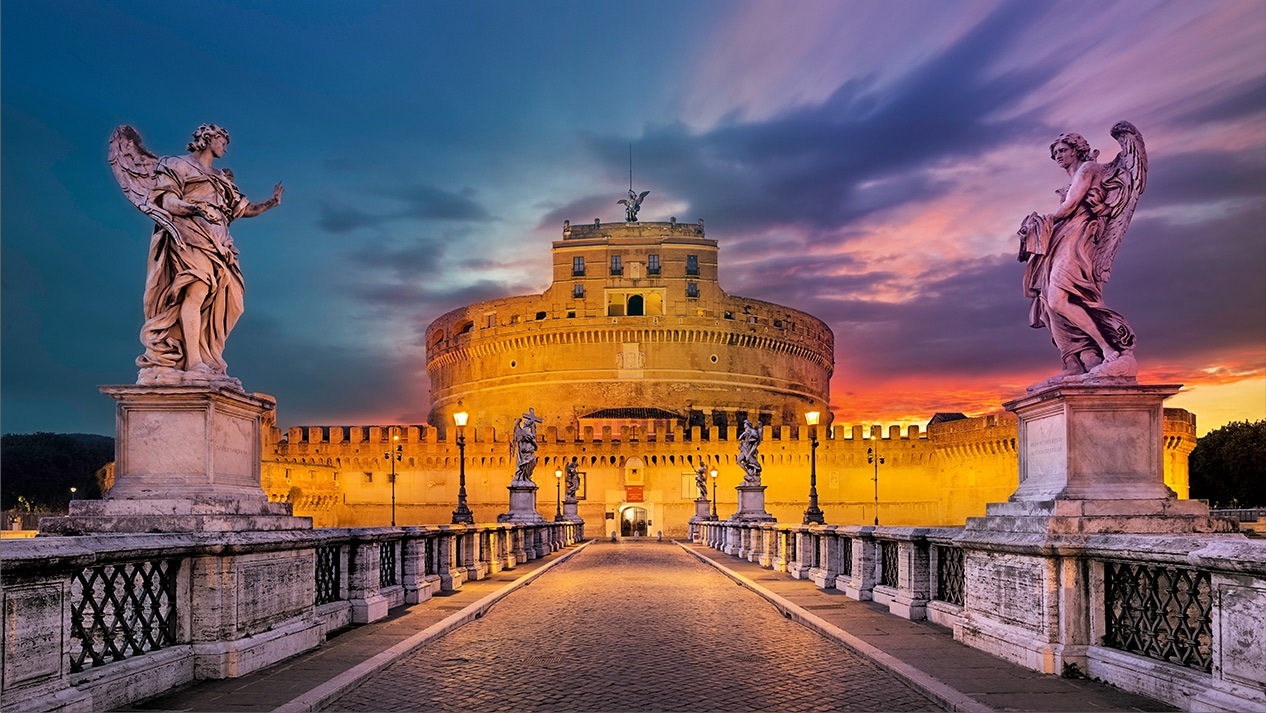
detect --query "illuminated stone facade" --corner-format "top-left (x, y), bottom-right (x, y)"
top-left (259, 219), bottom-right (1197, 533)
top-left (425, 220), bottom-right (834, 432)
top-left (260, 409), bottom-right (1195, 533)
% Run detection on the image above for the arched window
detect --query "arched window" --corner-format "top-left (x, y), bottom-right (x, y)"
top-left (627, 295), bottom-right (644, 316)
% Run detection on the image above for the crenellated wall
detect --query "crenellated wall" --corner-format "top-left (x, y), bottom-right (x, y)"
top-left (262, 408), bottom-right (1197, 533)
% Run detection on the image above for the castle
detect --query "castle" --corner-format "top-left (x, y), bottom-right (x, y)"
top-left (261, 216), bottom-right (1196, 534)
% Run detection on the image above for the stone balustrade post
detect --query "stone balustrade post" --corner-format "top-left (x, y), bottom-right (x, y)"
top-left (892, 529), bottom-right (931, 619)
top-left (401, 528), bottom-right (438, 604)
top-left (789, 526), bottom-right (815, 580)
top-left (840, 526), bottom-right (877, 601)
top-left (808, 526), bottom-right (842, 588)
top-left (757, 525), bottom-right (775, 568)
top-left (511, 526), bottom-right (529, 563)
top-left (726, 524), bottom-right (742, 556)
top-left (436, 528), bottom-right (465, 591)
top-left (347, 536), bottom-right (389, 623)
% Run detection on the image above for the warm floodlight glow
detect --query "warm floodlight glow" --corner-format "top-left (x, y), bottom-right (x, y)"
top-left (555, 469), bottom-right (562, 479)
top-left (805, 411), bottom-right (820, 426)
top-left (453, 411), bottom-right (469, 427)
top-left (709, 469), bottom-right (718, 479)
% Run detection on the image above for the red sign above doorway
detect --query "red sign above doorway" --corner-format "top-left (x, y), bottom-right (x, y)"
top-left (625, 485), bottom-right (644, 502)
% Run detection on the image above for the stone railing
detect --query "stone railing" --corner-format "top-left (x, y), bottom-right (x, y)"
top-left (1, 522), bottom-right (582, 713)
top-left (696, 521), bottom-right (1266, 712)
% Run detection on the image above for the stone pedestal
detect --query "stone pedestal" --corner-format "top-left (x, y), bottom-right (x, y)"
top-left (40, 385), bottom-right (310, 535)
top-left (497, 481), bottom-right (547, 524)
top-left (561, 499), bottom-right (583, 523)
top-left (956, 382), bottom-right (1238, 676)
top-left (688, 497), bottom-right (712, 542)
top-left (729, 485), bottom-right (775, 523)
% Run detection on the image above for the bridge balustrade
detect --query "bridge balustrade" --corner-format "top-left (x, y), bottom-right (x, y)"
top-left (1, 521), bottom-right (581, 713)
top-left (693, 520), bottom-right (1265, 710)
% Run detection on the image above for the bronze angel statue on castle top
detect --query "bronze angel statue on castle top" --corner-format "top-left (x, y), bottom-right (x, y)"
top-left (1016, 121), bottom-right (1147, 387)
top-left (108, 124), bottom-right (283, 389)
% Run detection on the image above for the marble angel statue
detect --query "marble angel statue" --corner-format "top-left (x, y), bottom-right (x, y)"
top-left (1016, 121), bottom-right (1146, 385)
top-left (108, 124), bottom-right (283, 388)
top-left (510, 408), bottom-right (543, 483)
top-left (618, 188), bottom-right (650, 222)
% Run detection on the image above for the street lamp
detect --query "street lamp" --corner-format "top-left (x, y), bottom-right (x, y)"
top-left (554, 468), bottom-right (564, 522)
top-left (867, 445), bottom-right (884, 526)
top-left (709, 468), bottom-right (719, 520)
top-left (451, 412), bottom-right (474, 524)
top-left (803, 411), bottom-right (825, 525)
top-left (69, 486), bottom-right (77, 501)
top-left (385, 428), bottom-right (401, 526)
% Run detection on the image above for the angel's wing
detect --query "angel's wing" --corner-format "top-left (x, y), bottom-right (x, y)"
top-left (108, 126), bottom-right (183, 243)
top-left (108, 126), bottom-right (158, 210)
top-left (617, 199), bottom-right (630, 206)
top-left (637, 190), bottom-right (650, 203)
top-left (1092, 121), bottom-right (1147, 282)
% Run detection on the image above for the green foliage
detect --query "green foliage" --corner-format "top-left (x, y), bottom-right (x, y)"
top-left (1, 432), bottom-right (113, 510)
top-left (1189, 420), bottom-right (1266, 508)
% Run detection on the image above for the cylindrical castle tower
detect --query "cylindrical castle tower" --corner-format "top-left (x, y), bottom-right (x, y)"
top-left (426, 219), bottom-right (835, 433)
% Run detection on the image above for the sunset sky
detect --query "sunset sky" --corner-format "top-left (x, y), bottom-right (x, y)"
top-left (3, 0), bottom-right (1263, 437)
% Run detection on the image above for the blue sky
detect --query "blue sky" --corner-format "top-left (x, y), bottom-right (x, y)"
top-left (3, 0), bottom-right (1264, 436)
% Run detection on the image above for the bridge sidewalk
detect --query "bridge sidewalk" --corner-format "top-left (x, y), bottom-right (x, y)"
top-left (678, 541), bottom-right (1174, 713)
top-left (117, 543), bottom-right (590, 713)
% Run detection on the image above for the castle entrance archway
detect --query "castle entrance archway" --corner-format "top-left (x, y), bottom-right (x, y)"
top-left (619, 505), bottom-right (648, 537)
top-left (627, 295), bottom-right (644, 316)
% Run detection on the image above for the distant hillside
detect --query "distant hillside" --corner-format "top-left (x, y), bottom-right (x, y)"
top-left (1, 432), bottom-right (114, 510)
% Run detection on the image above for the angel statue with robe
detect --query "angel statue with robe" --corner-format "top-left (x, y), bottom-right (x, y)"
top-left (1016, 121), bottom-right (1146, 387)
top-left (618, 188), bottom-right (650, 222)
top-left (108, 124), bottom-right (283, 389)
top-left (510, 408), bottom-right (543, 484)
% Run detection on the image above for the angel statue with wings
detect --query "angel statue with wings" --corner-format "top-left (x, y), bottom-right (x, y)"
top-left (108, 124), bottom-right (283, 388)
top-left (618, 188), bottom-right (650, 222)
top-left (1016, 121), bottom-right (1146, 385)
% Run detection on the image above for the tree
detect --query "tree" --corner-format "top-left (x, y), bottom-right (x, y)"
top-left (0, 433), bottom-right (113, 510)
top-left (1189, 420), bottom-right (1266, 508)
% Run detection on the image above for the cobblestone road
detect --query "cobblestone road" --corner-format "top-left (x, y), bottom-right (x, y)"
top-left (325, 542), bottom-right (945, 712)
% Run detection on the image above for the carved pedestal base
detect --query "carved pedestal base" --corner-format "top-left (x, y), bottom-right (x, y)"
top-left (40, 385), bottom-right (309, 535)
top-left (729, 485), bottom-right (775, 523)
top-left (955, 382), bottom-right (1239, 678)
top-left (497, 482), bottom-right (547, 524)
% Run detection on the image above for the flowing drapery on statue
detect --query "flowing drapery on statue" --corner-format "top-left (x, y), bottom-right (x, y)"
top-left (510, 407), bottom-right (543, 484)
top-left (738, 419), bottom-right (763, 485)
top-left (1016, 121), bottom-right (1146, 386)
top-left (108, 124), bottom-right (283, 389)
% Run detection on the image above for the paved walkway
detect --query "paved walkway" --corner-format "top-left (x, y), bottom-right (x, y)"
top-left (324, 541), bottom-right (944, 712)
top-left (679, 542), bottom-right (1174, 713)
top-left (117, 539), bottom-right (1177, 713)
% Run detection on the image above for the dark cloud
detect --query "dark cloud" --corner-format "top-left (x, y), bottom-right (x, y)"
top-left (396, 185), bottom-right (491, 221)
top-left (1143, 149), bottom-right (1266, 207)
top-left (535, 194), bottom-right (625, 230)
top-left (590, 2), bottom-right (1059, 236)
top-left (318, 200), bottom-right (382, 233)
top-left (1170, 76), bottom-right (1266, 126)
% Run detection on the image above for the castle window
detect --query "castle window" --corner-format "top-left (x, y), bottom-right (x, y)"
top-left (535, 311), bottom-right (547, 320)
top-left (572, 256), bottom-right (585, 276)
top-left (647, 254), bottom-right (661, 275)
top-left (724, 311), bottom-right (734, 320)
top-left (573, 283), bottom-right (585, 298)
top-left (610, 255), bottom-right (623, 275)
top-left (364, 472), bottom-right (373, 484)
top-left (686, 282), bottom-right (699, 298)
top-left (686, 255), bottom-right (699, 276)
top-left (485, 313), bottom-right (496, 329)
top-left (458, 321), bottom-right (474, 334)
top-left (627, 294), bottom-right (644, 316)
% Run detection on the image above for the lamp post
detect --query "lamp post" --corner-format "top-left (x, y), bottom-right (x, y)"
top-left (69, 486), bottom-right (77, 502)
top-left (709, 468), bottom-right (719, 520)
top-left (385, 428), bottom-right (402, 526)
top-left (554, 469), bottom-right (564, 522)
top-left (451, 412), bottom-right (474, 524)
top-left (803, 411), bottom-right (825, 524)
top-left (867, 446), bottom-right (884, 526)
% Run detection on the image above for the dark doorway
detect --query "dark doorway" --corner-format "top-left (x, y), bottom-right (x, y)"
top-left (620, 506), bottom-right (649, 537)
top-left (627, 295), bottom-right (644, 316)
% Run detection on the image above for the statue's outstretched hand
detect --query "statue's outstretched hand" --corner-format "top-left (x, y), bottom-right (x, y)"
top-left (271, 182), bottom-right (285, 205)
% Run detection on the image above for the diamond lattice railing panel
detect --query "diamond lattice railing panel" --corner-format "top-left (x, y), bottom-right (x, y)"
top-left (69, 559), bottom-right (179, 673)
top-left (1103, 561), bottom-right (1212, 672)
